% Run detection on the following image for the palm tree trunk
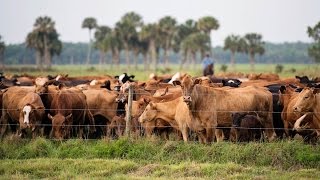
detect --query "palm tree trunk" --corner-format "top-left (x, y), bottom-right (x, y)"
top-left (191, 51), bottom-right (196, 70)
top-left (143, 53), bottom-right (148, 71)
top-left (250, 53), bottom-right (255, 72)
top-left (36, 50), bottom-right (42, 70)
top-left (133, 50), bottom-right (139, 70)
top-left (164, 47), bottom-right (169, 68)
top-left (179, 50), bottom-right (187, 70)
top-left (43, 35), bottom-right (50, 70)
top-left (86, 29), bottom-right (92, 65)
top-left (99, 51), bottom-right (103, 65)
top-left (124, 42), bottom-right (130, 70)
top-left (115, 48), bottom-right (120, 70)
top-left (230, 51), bottom-right (235, 71)
top-left (150, 39), bottom-right (157, 71)
top-left (0, 53), bottom-right (4, 70)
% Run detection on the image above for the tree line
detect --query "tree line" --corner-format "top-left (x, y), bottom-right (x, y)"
top-left (0, 13), bottom-right (319, 71)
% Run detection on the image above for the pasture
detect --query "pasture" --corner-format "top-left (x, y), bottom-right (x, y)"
top-left (1, 64), bottom-right (320, 179)
top-left (2, 63), bottom-right (320, 79)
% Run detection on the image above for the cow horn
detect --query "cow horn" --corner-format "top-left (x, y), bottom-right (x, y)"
top-left (293, 113), bottom-right (311, 131)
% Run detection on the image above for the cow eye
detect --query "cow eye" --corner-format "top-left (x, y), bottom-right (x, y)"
top-left (304, 96), bottom-right (309, 99)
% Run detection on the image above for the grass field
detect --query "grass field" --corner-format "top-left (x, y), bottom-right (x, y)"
top-left (2, 63), bottom-right (320, 80)
top-left (0, 138), bottom-right (320, 179)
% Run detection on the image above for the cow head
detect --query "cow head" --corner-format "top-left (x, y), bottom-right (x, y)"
top-left (48, 113), bottom-right (72, 139)
top-left (221, 79), bottom-right (242, 87)
top-left (138, 102), bottom-right (157, 123)
top-left (173, 75), bottom-right (200, 105)
top-left (231, 112), bottom-right (247, 128)
top-left (293, 88), bottom-right (319, 113)
top-left (19, 104), bottom-right (44, 131)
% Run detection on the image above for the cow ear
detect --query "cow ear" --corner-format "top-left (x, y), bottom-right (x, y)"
top-left (313, 88), bottom-right (320, 94)
top-left (66, 113), bottom-right (73, 123)
top-left (172, 81), bottom-right (181, 86)
top-left (104, 80), bottom-right (111, 91)
top-left (130, 75), bottom-right (135, 79)
top-left (48, 114), bottom-right (53, 121)
top-left (194, 79), bottom-right (202, 85)
top-left (279, 86), bottom-right (286, 93)
top-left (149, 102), bottom-right (156, 109)
top-left (221, 79), bottom-right (226, 85)
top-left (114, 75), bottom-right (119, 79)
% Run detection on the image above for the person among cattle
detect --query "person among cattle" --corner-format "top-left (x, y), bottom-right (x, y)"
top-left (202, 54), bottom-right (214, 76)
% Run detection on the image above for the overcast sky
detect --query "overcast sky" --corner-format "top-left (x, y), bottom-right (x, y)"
top-left (1, 0), bottom-right (319, 46)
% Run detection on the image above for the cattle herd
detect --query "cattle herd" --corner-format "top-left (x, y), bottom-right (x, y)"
top-left (0, 72), bottom-right (319, 143)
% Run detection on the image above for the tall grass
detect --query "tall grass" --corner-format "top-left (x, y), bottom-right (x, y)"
top-left (0, 137), bottom-right (319, 169)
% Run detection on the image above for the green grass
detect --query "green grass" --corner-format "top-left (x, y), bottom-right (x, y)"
top-left (0, 138), bottom-right (320, 178)
top-left (2, 63), bottom-right (320, 80)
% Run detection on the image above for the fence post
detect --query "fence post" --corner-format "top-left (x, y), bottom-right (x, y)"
top-left (125, 84), bottom-right (133, 137)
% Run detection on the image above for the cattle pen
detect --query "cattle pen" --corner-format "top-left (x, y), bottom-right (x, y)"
top-left (0, 65), bottom-right (320, 179)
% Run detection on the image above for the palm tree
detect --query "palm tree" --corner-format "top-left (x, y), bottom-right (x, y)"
top-left (197, 16), bottom-right (219, 58)
top-left (223, 35), bottom-right (246, 70)
top-left (26, 16), bottom-right (62, 70)
top-left (115, 12), bottom-right (143, 70)
top-left (307, 21), bottom-right (320, 62)
top-left (158, 16), bottom-right (177, 68)
top-left (94, 25), bottom-right (111, 65)
top-left (33, 16), bottom-right (56, 69)
top-left (0, 35), bottom-right (5, 69)
top-left (82, 17), bottom-right (97, 65)
top-left (181, 33), bottom-right (210, 69)
top-left (243, 33), bottom-right (265, 71)
top-left (104, 30), bottom-right (122, 69)
top-left (139, 23), bottom-right (159, 71)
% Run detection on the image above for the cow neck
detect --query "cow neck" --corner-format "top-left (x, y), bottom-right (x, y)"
top-left (154, 98), bottom-right (179, 121)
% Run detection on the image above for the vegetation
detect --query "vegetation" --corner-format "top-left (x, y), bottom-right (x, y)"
top-left (0, 35), bottom-right (5, 69)
top-left (307, 21), bottom-right (320, 62)
top-left (223, 34), bottom-right (246, 70)
top-left (243, 33), bottom-right (265, 71)
top-left (25, 16), bottom-right (62, 70)
top-left (82, 17), bottom-right (98, 65)
top-left (0, 138), bottom-right (319, 178)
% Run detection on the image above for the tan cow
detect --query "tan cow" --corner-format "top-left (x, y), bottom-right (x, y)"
top-left (1, 87), bottom-right (45, 138)
top-left (174, 75), bottom-right (275, 143)
top-left (292, 88), bottom-right (320, 138)
top-left (82, 88), bottom-right (119, 137)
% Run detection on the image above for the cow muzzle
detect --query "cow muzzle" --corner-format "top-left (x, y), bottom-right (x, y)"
top-left (183, 96), bottom-right (192, 104)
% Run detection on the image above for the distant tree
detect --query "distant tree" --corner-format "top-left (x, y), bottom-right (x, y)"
top-left (243, 33), bottom-right (265, 71)
top-left (115, 12), bottom-right (143, 70)
top-left (94, 25), bottom-right (111, 65)
top-left (307, 21), bottom-right (320, 62)
top-left (26, 16), bottom-right (62, 70)
top-left (139, 23), bottom-right (159, 71)
top-left (181, 33), bottom-right (210, 69)
top-left (158, 16), bottom-right (177, 68)
top-left (0, 35), bottom-right (5, 69)
top-left (82, 17), bottom-right (97, 65)
top-left (197, 16), bottom-right (219, 57)
top-left (223, 35), bottom-right (246, 70)
top-left (105, 30), bottom-right (122, 69)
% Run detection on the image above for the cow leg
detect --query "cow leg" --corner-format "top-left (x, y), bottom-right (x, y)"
top-left (0, 113), bottom-right (9, 138)
top-left (215, 129), bottom-right (224, 142)
top-left (206, 127), bottom-right (215, 143)
top-left (180, 124), bottom-right (189, 142)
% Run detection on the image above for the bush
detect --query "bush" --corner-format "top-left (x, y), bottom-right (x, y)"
top-left (275, 64), bottom-right (284, 73)
top-left (220, 64), bottom-right (228, 72)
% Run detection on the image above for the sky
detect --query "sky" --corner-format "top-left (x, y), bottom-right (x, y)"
top-left (0, 0), bottom-right (319, 46)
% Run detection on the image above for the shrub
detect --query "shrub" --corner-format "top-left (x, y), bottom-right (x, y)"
top-left (275, 64), bottom-right (284, 73)
top-left (220, 64), bottom-right (228, 72)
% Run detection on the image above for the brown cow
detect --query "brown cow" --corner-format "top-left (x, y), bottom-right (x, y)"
top-left (292, 88), bottom-right (320, 138)
top-left (231, 112), bottom-right (263, 142)
top-left (278, 86), bottom-right (315, 140)
top-left (82, 88), bottom-right (119, 137)
top-left (48, 87), bottom-right (91, 139)
top-left (1, 87), bottom-right (45, 138)
top-left (174, 75), bottom-right (275, 143)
